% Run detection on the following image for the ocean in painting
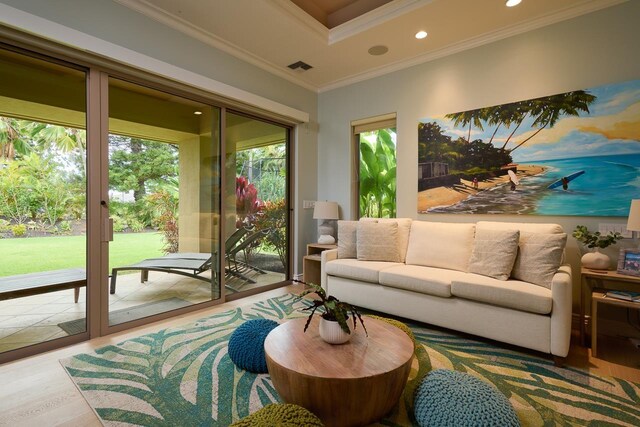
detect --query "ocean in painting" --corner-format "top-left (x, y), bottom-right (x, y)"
top-left (428, 153), bottom-right (640, 216)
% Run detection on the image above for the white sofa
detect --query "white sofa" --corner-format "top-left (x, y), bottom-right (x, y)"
top-left (321, 219), bottom-right (573, 361)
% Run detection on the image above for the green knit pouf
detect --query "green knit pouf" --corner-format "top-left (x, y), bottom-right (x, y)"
top-left (366, 315), bottom-right (416, 348)
top-left (414, 369), bottom-right (520, 427)
top-left (230, 403), bottom-right (324, 427)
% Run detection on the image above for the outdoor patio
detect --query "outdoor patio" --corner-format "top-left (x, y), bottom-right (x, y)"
top-left (0, 265), bottom-right (285, 353)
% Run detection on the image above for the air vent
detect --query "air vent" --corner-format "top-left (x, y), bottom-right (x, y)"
top-left (287, 60), bottom-right (313, 71)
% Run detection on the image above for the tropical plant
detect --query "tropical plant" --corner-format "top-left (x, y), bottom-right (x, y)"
top-left (297, 281), bottom-right (367, 335)
top-left (572, 225), bottom-right (622, 249)
top-left (147, 190), bottom-right (179, 253)
top-left (235, 176), bottom-right (263, 228)
top-left (253, 198), bottom-right (287, 267)
top-left (359, 128), bottom-right (396, 218)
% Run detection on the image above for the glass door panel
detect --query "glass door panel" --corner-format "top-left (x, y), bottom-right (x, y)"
top-left (224, 112), bottom-right (288, 294)
top-left (107, 77), bottom-right (220, 326)
top-left (0, 46), bottom-right (88, 354)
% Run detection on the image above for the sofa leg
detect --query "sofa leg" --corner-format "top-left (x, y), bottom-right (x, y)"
top-left (553, 355), bottom-right (566, 367)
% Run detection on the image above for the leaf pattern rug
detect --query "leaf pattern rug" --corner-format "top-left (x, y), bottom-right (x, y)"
top-left (61, 293), bottom-right (640, 426)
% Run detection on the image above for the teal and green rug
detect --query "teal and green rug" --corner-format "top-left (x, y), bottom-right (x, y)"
top-left (61, 293), bottom-right (640, 426)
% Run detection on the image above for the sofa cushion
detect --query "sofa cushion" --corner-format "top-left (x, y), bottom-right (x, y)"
top-left (468, 228), bottom-right (520, 280)
top-left (379, 265), bottom-right (471, 298)
top-left (357, 221), bottom-right (401, 262)
top-left (325, 259), bottom-right (402, 284)
top-left (451, 274), bottom-right (552, 315)
top-left (361, 218), bottom-right (412, 262)
top-left (511, 232), bottom-right (567, 289)
top-left (405, 221), bottom-right (475, 272)
top-left (337, 220), bottom-right (358, 259)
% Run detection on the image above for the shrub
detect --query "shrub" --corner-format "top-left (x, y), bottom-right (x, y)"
top-left (59, 221), bottom-right (72, 233)
top-left (253, 198), bottom-right (287, 268)
top-left (112, 216), bottom-right (126, 233)
top-left (11, 224), bottom-right (27, 237)
top-left (147, 190), bottom-right (178, 253)
top-left (128, 218), bottom-right (145, 233)
top-left (0, 219), bottom-right (10, 233)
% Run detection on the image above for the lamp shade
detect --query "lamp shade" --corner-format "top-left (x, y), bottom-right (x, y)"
top-left (627, 199), bottom-right (640, 231)
top-left (313, 201), bottom-right (339, 220)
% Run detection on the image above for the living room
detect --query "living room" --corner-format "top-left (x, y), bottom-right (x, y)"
top-left (0, 0), bottom-right (639, 425)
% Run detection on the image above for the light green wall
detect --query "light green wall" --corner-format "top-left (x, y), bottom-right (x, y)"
top-left (0, 0), bottom-right (319, 275)
top-left (318, 1), bottom-right (640, 310)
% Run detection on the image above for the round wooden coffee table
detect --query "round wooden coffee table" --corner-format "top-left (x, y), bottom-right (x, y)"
top-left (264, 316), bottom-right (414, 427)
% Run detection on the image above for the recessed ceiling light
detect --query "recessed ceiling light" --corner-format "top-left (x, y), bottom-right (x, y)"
top-left (194, 111), bottom-right (202, 115)
top-left (415, 31), bottom-right (428, 40)
top-left (506, 0), bottom-right (522, 7)
top-left (368, 45), bottom-right (389, 56)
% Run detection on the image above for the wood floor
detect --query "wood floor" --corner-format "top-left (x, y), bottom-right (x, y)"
top-left (0, 283), bottom-right (638, 426)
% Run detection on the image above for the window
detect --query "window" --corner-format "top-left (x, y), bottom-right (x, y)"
top-left (352, 114), bottom-right (397, 218)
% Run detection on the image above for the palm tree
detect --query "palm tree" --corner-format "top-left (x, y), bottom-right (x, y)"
top-left (0, 117), bottom-right (33, 160)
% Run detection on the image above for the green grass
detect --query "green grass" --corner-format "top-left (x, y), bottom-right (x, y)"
top-left (0, 232), bottom-right (164, 276)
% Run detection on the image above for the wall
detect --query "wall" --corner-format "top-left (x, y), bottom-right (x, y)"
top-left (318, 1), bottom-right (640, 311)
top-left (0, 0), bottom-right (319, 274)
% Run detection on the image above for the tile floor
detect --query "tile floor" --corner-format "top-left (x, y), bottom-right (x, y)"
top-left (0, 269), bottom-right (284, 353)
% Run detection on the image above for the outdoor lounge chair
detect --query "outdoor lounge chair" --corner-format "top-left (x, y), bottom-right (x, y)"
top-left (225, 228), bottom-right (271, 284)
top-left (110, 252), bottom-right (216, 296)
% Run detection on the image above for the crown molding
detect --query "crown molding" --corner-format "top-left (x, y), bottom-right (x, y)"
top-left (270, 0), bottom-right (329, 44)
top-left (319, 0), bottom-right (628, 92)
top-left (114, 0), bottom-right (320, 92)
top-left (0, 3), bottom-right (310, 122)
top-left (328, 0), bottom-right (433, 45)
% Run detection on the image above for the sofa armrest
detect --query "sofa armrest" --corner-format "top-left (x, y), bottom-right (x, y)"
top-left (320, 249), bottom-right (338, 291)
top-left (550, 264), bottom-right (573, 357)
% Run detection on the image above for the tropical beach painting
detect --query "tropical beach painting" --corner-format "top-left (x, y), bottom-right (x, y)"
top-left (417, 78), bottom-right (640, 216)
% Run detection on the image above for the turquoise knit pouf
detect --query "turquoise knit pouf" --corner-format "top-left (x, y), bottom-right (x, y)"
top-left (230, 403), bottom-right (324, 427)
top-left (414, 369), bottom-right (520, 427)
top-left (228, 319), bottom-right (279, 373)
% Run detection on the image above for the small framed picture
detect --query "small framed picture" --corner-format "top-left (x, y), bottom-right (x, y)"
top-left (617, 249), bottom-right (640, 277)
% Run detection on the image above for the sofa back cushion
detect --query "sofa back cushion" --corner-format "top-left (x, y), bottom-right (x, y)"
top-left (468, 228), bottom-right (520, 280)
top-left (337, 220), bottom-right (358, 259)
top-left (511, 232), bottom-right (567, 288)
top-left (476, 222), bottom-right (567, 288)
top-left (360, 218), bottom-right (412, 262)
top-left (405, 221), bottom-right (475, 272)
top-left (357, 221), bottom-right (401, 262)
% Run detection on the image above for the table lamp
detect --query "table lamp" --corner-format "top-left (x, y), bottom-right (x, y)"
top-left (313, 201), bottom-right (339, 244)
top-left (627, 199), bottom-right (640, 244)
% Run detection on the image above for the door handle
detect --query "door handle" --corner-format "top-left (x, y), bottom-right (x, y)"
top-left (103, 218), bottom-right (114, 242)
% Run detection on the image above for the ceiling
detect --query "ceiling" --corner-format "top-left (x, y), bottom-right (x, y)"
top-left (115, 0), bottom-right (625, 93)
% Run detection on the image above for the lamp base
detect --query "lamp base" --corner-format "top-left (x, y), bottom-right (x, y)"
top-left (318, 234), bottom-right (336, 245)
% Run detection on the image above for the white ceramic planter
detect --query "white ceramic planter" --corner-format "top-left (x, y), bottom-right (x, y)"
top-left (581, 248), bottom-right (610, 270)
top-left (319, 317), bottom-right (351, 344)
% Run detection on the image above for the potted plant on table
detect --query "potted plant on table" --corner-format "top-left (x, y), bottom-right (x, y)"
top-left (296, 281), bottom-right (367, 344)
top-left (572, 225), bottom-right (623, 270)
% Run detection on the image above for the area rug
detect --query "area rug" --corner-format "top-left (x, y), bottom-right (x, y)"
top-left (61, 293), bottom-right (640, 426)
top-left (58, 298), bottom-right (192, 335)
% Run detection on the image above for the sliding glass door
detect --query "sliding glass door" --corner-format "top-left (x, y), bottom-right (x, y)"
top-left (106, 77), bottom-right (221, 327)
top-left (0, 46), bottom-right (88, 354)
top-left (224, 112), bottom-right (289, 295)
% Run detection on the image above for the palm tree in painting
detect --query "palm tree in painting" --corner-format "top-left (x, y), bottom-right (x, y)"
top-left (445, 109), bottom-right (485, 143)
top-left (508, 91), bottom-right (596, 152)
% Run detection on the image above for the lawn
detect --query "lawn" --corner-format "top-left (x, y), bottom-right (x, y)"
top-left (0, 232), bottom-right (164, 276)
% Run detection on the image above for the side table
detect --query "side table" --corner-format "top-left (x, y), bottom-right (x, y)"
top-left (580, 267), bottom-right (640, 348)
top-left (591, 288), bottom-right (640, 357)
top-left (303, 243), bottom-right (337, 284)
